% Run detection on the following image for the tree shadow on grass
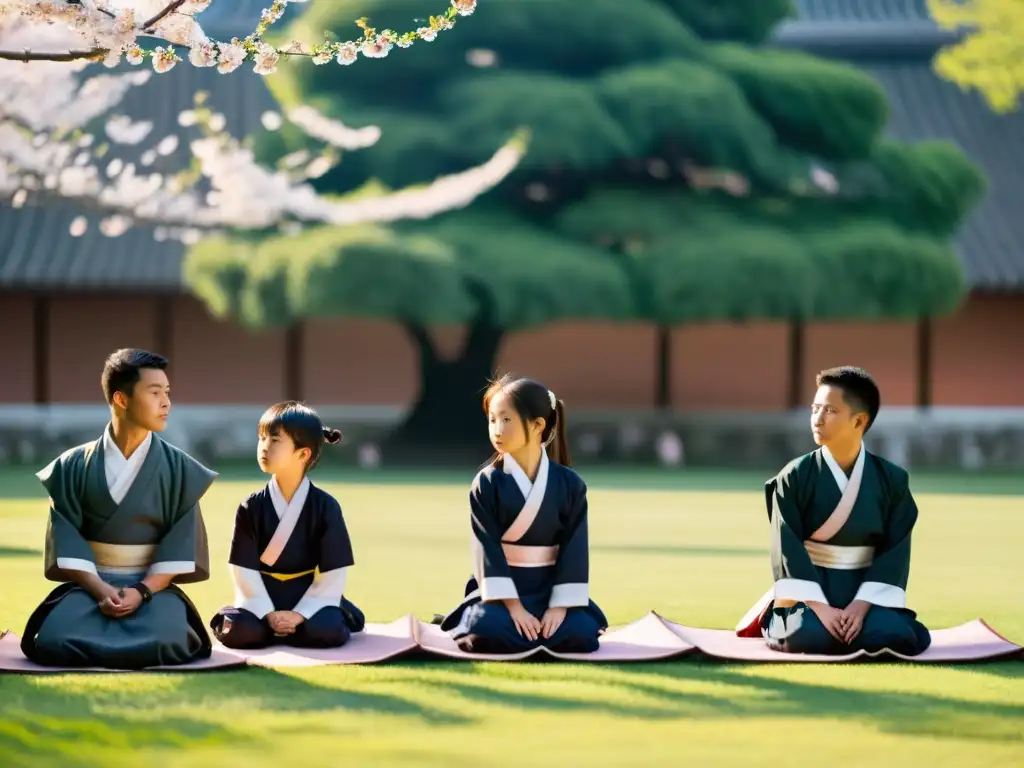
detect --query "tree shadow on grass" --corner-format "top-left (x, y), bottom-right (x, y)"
top-left (0, 678), bottom-right (234, 768)
top-left (416, 669), bottom-right (737, 721)
top-left (941, 660), bottom-right (1024, 679)
top-left (379, 658), bottom-right (1024, 743)
top-left (0, 666), bottom-right (469, 766)
top-left (0, 547), bottom-right (41, 558)
top-left (629, 661), bottom-right (1024, 742)
top-left (163, 667), bottom-right (469, 724)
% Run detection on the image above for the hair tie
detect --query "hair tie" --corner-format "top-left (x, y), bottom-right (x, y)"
top-left (548, 389), bottom-right (557, 410)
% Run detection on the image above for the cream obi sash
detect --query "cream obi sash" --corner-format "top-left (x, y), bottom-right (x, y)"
top-left (501, 543), bottom-right (559, 568)
top-left (803, 540), bottom-right (874, 570)
top-left (88, 541), bottom-right (155, 574)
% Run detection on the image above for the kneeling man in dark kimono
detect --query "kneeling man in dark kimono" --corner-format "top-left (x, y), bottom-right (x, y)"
top-left (736, 366), bottom-right (931, 656)
top-left (21, 348), bottom-right (216, 669)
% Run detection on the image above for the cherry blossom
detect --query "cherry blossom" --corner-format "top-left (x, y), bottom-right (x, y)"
top-left (0, 1), bottom-right (522, 244)
top-left (0, 1), bottom-right (476, 75)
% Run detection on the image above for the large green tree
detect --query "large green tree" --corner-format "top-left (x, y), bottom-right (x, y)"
top-left (187, 0), bottom-right (985, 452)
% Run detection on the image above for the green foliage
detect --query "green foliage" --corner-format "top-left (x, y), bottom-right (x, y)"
top-left (439, 72), bottom-right (633, 171)
top-left (595, 60), bottom-right (787, 182)
top-left (185, 252), bottom-right (248, 321)
top-left (419, 211), bottom-right (636, 328)
top-left (275, 0), bottom-right (704, 108)
top-left (657, 0), bottom-right (796, 44)
top-left (642, 224), bottom-right (819, 322)
top-left (555, 188), bottom-right (714, 246)
top-left (868, 140), bottom-right (988, 236)
top-left (804, 224), bottom-right (966, 319)
top-left (185, 225), bottom-right (475, 328)
top-left (554, 189), bottom-right (967, 322)
top-left (189, 0), bottom-right (986, 336)
top-left (709, 44), bottom-right (889, 161)
top-left (185, 212), bottom-right (635, 332)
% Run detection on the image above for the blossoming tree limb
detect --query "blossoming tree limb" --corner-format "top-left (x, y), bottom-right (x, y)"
top-left (0, 0), bottom-right (478, 74)
top-left (0, 0), bottom-right (523, 242)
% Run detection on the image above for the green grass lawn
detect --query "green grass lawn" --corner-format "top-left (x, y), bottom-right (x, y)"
top-left (0, 466), bottom-right (1021, 768)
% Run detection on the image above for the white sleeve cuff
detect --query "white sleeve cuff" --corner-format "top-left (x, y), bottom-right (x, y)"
top-left (481, 576), bottom-right (518, 602)
top-left (549, 582), bottom-right (589, 608)
top-left (56, 557), bottom-right (97, 576)
top-left (232, 565), bottom-right (275, 619)
top-left (148, 560), bottom-right (195, 576)
top-left (854, 581), bottom-right (907, 609)
top-left (774, 578), bottom-right (829, 606)
top-left (293, 567), bottom-right (348, 619)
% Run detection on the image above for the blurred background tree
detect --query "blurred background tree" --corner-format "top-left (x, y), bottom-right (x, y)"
top-left (930, 0), bottom-right (1024, 114)
top-left (187, 0), bottom-right (986, 453)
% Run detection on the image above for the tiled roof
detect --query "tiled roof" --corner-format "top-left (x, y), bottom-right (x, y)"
top-left (775, 1), bottom-right (959, 56)
top-left (772, 1), bottom-right (1024, 289)
top-left (792, 0), bottom-right (933, 23)
top-left (1, 1), bottom-right (1020, 291)
top-left (0, 62), bottom-right (279, 289)
top-left (859, 62), bottom-right (1024, 289)
top-left (0, 1), bottom-right (293, 290)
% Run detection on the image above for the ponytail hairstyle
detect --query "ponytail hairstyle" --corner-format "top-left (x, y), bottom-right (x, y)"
top-left (257, 400), bottom-right (343, 472)
top-left (482, 373), bottom-right (572, 467)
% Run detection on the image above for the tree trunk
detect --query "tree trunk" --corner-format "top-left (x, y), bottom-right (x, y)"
top-left (385, 318), bottom-right (505, 463)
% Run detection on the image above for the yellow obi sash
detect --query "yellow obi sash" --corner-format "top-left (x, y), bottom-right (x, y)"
top-left (804, 540), bottom-right (874, 570)
top-left (259, 568), bottom-right (316, 582)
top-left (501, 543), bottom-right (558, 568)
top-left (88, 541), bottom-right (154, 574)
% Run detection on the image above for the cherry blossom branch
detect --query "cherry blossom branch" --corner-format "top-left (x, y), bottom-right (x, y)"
top-left (142, 0), bottom-right (190, 31)
top-left (1, 47), bottom-right (525, 243)
top-left (0, 1), bottom-right (520, 247)
top-left (0, 47), bottom-right (104, 62)
top-left (4, 129), bottom-right (525, 242)
top-left (0, 0), bottom-right (479, 75)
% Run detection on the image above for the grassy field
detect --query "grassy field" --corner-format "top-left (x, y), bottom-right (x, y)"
top-left (0, 465), bottom-right (1021, 768)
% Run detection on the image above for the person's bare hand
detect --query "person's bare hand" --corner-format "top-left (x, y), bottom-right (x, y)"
top-left (806, 601), bottom-right (847, 642)
top-left (112, 587), bottom-right (143, 617)
top-left (267, 610), bottom-right (304, 635)
top-left (841, 599), bottom-right (872, 644)
top-left (98, 591), bottom-right (123, 617)
top-left (504, 599), bottom-right (541, 641)
top-left (540, 607), bottom-right (567, 639)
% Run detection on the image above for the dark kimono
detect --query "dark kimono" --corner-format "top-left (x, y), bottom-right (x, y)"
top-left (439, 449), bottom-right (608, 654)
top-left (21, 426), bottom-right (216, 669)
top-left (736, 444), bottom-right (931, 656)
top-left (210, 476), bottom-right (364, 649)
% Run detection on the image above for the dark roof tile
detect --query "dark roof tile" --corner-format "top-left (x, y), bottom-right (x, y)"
top-left (0, 62), bottom-right (278, 290)
top-left (792, 0), bottom-right (933, 23)
top-left (861, 62), bottom-right (1024, 289)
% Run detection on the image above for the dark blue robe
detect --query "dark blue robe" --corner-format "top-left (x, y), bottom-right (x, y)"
top-left (210, 478), bottom-right (364, 649)
top-left (440, 450), bottom-right (607, 654)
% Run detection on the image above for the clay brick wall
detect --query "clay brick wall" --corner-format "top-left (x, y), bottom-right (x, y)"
top-left (2, 290), bottom-right (1020, 408)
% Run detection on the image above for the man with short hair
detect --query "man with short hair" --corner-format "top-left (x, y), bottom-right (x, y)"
top-left (21, 348), bottom-right (217, 669)
top-left (736, 366), bottom-right (931, 656)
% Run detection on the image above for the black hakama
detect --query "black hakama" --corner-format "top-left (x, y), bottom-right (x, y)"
top-left (440, 450), bottom-right (608, 654)
top-left (210, 477), bottom-right (364, 649)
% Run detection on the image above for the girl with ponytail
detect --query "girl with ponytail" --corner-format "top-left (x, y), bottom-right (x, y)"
top-left (437, 374), bottom-right (608, 655)
top-left (211, 401), bottom-right (365, 650)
